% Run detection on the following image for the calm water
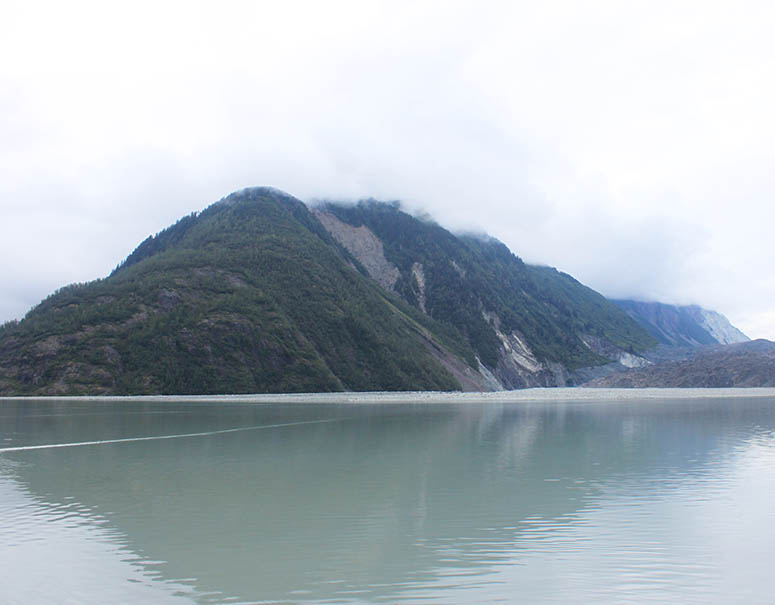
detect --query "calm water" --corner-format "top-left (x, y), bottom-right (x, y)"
top-left (2, 390), bottom-right (775, 604)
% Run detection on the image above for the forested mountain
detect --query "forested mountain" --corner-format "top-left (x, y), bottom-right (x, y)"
top-left (1, 187), bottom-right (659, 395)
top-left (314, 200), bottom-right (656, 388)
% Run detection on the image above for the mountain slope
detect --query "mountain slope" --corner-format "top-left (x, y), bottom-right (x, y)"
top-left (0, 188), bottom-right (663, 396)
top-left (0, 188), bottom-right (471, 395)
top-left (314, 200), bottom-right (656, 388)
top-left (613, 300), bottom-right (749, 346)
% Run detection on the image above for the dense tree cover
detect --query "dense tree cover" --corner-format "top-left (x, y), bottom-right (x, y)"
top-left (0, 188), bottom-right (658, 396)
top-left (0, 189), bottom-right (466, 395)
top-left (322, 201), bottom-right (656, 369)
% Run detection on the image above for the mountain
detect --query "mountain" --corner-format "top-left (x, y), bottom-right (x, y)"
top-left (584, 339), bottom-right (775, 388)
top-left (0, 189), bottom-right (467, 395)
top-left (0, 187), bottom-right (657, 395)
top-left (314, 200), bottom-right (656, 387)
top-left (613, 300), bottom-right (749, 347)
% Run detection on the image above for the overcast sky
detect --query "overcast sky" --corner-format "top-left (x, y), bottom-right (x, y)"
top-left (2, 0), bottom-right (775, 339)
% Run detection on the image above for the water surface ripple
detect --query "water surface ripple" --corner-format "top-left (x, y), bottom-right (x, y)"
top-left (1, 391), bottom-right (774, 603)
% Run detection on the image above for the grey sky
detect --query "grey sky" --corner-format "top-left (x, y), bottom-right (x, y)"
top-left (2, 1), bottom-right (774, 339)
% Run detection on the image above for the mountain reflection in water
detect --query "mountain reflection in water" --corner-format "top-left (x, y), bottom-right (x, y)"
top-left (1, 393), bottom-right (774, 603)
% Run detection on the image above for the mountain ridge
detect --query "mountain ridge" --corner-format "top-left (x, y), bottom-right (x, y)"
top-left (0, 187), bottom-right (753, 395)
top-left (612, 299), bottom-right (749, 347)
top-left (1, 188), bottom-right (471, 394)
top-left (314, 199), bottom-right (656, 379)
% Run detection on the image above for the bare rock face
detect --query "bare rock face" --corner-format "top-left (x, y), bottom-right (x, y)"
top-left (482, 311), bottom-right (571, 388)
top-left (421, 338), bottom-right (497, 392)
top-left (695, 308), bottom-right (749, 344)
top-left (584, 339), bottom-right (775, 387)
top-left (579, 334), bottom-right (650, 369)
top-left (411, 263), bottom-right (427, 313)
top-left (313, 210), bottom-right (400, 291)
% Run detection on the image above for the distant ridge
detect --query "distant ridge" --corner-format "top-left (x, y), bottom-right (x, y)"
top-left (585, 339), bottom-right (775, 388)
top-left (612, 300), bottom-right (748, 347)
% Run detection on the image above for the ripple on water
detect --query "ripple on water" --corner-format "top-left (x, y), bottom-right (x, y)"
top-left (0, 470), bottom-right (197, 604)
top-left (2, 395), bottom-right (775, 603)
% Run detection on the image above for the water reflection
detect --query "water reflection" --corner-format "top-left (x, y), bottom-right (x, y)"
top-left (1, 396), bottom-right (774, 603)
top-left (0, 460), bottom-right (195, 603)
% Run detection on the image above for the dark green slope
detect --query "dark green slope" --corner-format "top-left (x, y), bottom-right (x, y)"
top-left (319, 201), bottom-right (656, 374)
top-left (0, 188), bottom-right (466, 395)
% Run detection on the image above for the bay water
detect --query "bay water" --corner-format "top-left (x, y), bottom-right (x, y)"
top-left (2, 390), bottom-right (775, 603)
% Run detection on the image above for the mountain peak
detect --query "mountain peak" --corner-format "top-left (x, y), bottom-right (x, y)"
top-left (6, 187), bottom-right (744, 396)
top-left (217, 186), bottom-right (299, 206)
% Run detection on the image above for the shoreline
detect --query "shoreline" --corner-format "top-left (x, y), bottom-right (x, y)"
top-left (2, 387), bottom-right (775, 405)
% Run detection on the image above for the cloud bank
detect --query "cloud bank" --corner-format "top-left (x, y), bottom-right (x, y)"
top-left (2, 0), bottom-right (774, 339)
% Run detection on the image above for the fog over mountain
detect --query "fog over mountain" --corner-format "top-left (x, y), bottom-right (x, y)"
top-left (2, 1), bottom-right (775, 339)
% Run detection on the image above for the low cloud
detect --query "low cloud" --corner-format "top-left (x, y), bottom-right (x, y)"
top-left (2, 1), bottom-right (775, 339)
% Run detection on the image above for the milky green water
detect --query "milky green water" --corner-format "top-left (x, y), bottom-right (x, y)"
top-left (2, 390), bottom-right (775, 604)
